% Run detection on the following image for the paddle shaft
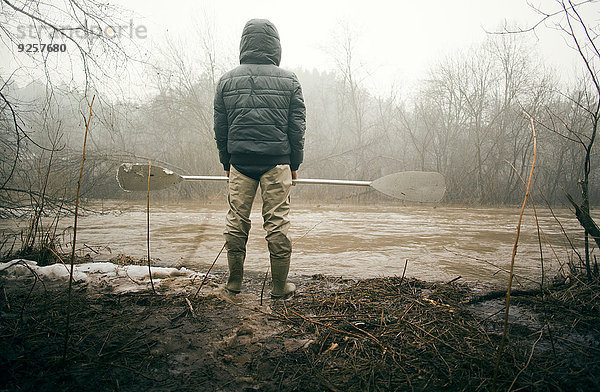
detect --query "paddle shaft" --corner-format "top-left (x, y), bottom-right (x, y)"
top-left (181, 175), bottom-right (372, 187)
top-left (118, 163), bottom-right (446, 201)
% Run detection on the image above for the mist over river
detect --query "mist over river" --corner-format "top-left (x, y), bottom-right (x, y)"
top-left (2, 201), bottom-right (595, 288)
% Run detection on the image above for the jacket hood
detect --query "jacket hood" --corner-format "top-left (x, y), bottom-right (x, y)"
top-left (239, 19), bottom-right (281, 66)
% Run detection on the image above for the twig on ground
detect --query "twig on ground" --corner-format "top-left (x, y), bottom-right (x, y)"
top-left (508, 330), bottom-right (544, 391)
top-left (185, 297), bottom-right (197, 319)
top-left (193, 242), bottom-right (226, 299)
top-left (260, 265), bottom-right (270, 306)
top-left (400, 259), bottom-right (408, 286)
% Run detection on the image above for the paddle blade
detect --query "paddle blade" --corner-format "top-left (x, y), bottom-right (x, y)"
top-left (117, 163), bottom-right (183, 191)
top-left (371, 171), bottom-right (446, 202)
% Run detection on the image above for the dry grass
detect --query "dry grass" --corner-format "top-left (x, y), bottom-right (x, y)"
top-left (0, 271), bottom-right (599, 391)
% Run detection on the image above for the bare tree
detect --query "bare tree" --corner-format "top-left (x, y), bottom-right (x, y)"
top-left (0, 0), bottom-right (140, 261)
top-left (331, 24), bottom-right (373, 179)
top-left (509, 0), bottom-right (600, 277)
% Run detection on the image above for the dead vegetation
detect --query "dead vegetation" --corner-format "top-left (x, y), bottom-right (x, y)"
top-left (0, 269), bottom-right (599, 391)
top-left (259, 275), bottom-right (600, 391)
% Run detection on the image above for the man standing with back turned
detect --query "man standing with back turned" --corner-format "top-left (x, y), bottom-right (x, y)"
top-left (214, 19), bottom-right (306, 299)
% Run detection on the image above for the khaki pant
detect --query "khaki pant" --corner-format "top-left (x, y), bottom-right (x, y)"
top-left (224, 165), bottom-right (293, 259)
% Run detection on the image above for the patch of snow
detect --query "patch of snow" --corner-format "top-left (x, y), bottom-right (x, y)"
top-left (0, 259), bottom-right (201, 293)
top-left (121, 163), bottom-right (133, 171)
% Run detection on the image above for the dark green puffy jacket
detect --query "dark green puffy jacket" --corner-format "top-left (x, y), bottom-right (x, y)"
top-left (213, 19), bottom-right (306, 171)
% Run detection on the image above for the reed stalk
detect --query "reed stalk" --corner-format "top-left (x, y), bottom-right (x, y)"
top-left (147, 162), bottom-right (156, 294)
top-left (492, 112), bottom-right (537, 390)
top-left (63, 95), bottom-right (95, 361)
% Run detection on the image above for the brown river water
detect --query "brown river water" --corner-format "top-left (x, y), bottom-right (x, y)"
top-left (1, 201), bottom-right (595, 288)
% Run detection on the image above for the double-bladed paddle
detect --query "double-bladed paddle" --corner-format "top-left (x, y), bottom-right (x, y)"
top-left (116, 163), bottom-right (446, 203)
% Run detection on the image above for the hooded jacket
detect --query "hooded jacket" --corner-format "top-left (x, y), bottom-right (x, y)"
top-left (213, 19), bottom-right (306, 171)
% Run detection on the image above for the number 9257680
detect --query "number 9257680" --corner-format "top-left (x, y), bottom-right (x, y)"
top-left (17, 43), bottom-right (67, 53)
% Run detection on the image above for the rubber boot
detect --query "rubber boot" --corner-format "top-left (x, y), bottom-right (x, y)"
top-left (225, 251), bottom-right (245, 294)
top-left (270, 256), bottom-right (296, 299)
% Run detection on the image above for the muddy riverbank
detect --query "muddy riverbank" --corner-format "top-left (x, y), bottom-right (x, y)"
top-left (1, 261), bottom-right (599, 391)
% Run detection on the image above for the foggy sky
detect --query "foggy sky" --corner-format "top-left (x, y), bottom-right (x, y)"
top-left (114, 0), bottom-right (592, 94)
top-left (1, 0), bottom-right (596, 97)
